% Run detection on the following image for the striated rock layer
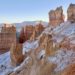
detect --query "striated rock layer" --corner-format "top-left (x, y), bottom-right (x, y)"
top-left (49, 6), bottom-right (64, 27)
top-left (0, 24), bottom-right (16, 51)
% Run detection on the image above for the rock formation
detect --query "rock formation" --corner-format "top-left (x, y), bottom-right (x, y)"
top-left (19, 25), bottom-right (34, 43)
top-left (67, 4), bottom-right (75, 23)
top-left (1, 24), bottom-right (16, 33)
top-left (37, 33), bottom-right (55, 56)
top-left (49, 6), bottom-right (64, 27)
top-left (35, 32), bottom-right (58, 58)
top-left (44, 34), bottom-right (54, 56)
top-left (19, 27), bottom-right (26, 43)
top-left (0, 24), bottom-right (16, 51)
top-left (59, 36), bottom-right (75, 51)
top-left (59, 38), bottom-right (71, 50)
top-left (10, 42), bottom-right (24, 66)
top-left (39, 33), bottom-right (47, 46)
top-left (30, 23), bottom-right (45, 41)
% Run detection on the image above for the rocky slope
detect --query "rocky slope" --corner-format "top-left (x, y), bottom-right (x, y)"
top-left (0, 21), bottom-right (75, 75)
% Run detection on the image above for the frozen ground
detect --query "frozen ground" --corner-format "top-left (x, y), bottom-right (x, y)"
top-left (23, 40), bottom-right (39, 54)
top-left (48, 49), bottom-right (75, 72)
top-left (0, 52), bottom-right (14, 75)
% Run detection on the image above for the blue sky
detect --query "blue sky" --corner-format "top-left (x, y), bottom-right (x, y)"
top-left (0, 0), bottom-right (75, 23)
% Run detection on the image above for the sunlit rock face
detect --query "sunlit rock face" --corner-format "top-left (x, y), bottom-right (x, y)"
top-left (10, 42), bottom-right (24, 67)
top-left (37, 33), bottom-right (55, 56)
top-left (1, 24), bottom-right (16, 33)
top-left (39, 33), bottom-right (47, 47)
top-left (62, 64), bottom-right (75, 75)
top-left (49, 6), bottom-right (64, 27)
top-left (67, 4), bottom-right (75, 23)
top-left (30, 23), bottom-right (45, 41)
top-left (42, 34), bottom-right (54, 56)
top-left (0, 24), bottom-right (16, 51)
top-left (34, 23), bottom-right (45, 33)
top-left (19, 25), bottom-right (34, 43)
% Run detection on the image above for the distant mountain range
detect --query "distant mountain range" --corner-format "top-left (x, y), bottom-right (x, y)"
top-left (14, 21), bottom-right (48, 28)
top-left (0, 21), bottom-right (48, 28)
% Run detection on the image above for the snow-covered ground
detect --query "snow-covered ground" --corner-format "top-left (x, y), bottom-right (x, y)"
top-left (38, 21), bottom-right (75, 44)
top-left (0, 51), bottom-right (32, 75)
top-left (37, 21), bottom-right (75, 72)
top-left (53, 22), bottom-right (75, 43)
top-left (0, 52), bottom-right (14, 75)
top-left (48, 49), bottom-right (75, 72)
top-left (23, 40), bottom-right (39, 54)
top-left (0, 40), bottom-right (39, 75)
top-left (1, 49), bottom-right (75, 74)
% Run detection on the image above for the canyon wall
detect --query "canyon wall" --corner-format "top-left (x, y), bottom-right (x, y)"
top-left (0, 24), bottom-right (16, 50)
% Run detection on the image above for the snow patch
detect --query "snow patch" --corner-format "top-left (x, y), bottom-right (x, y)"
top-left (23, 40), bottom-right (39, 54)
top-left (37, 50), bottom-right (45, 59)
top-left (48, 49), bottom-right (75, 72)
top-left (0, 52), bottom-right (15, 75)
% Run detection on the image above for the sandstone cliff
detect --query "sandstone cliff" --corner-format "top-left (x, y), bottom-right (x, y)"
top-left (0, 24), bottom-right (16, 51)
top-left (49, 6), bottom-right (64, 27)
